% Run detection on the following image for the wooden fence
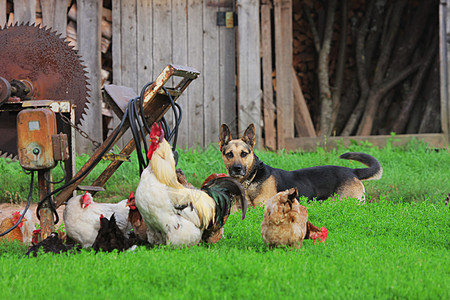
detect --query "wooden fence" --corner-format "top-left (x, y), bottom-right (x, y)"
top-left (111, 0), bottom-right (241, 149)
top-left (2, 0), bottom-right (448, 153)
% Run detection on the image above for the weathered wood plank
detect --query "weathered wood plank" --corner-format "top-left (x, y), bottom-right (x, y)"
top-left (237, 0), bottom-right (261, 145)
top-left (172, 0), bottom-right (189, 148)
top-left (135, 0), bottom-right (152, 151)
top-left (203, 0), bottom-right (220, 146)
top-left (285, 134), bottom-right (449, 152)
top-left (76, 0), bottom-right (103, 154)
top-left (120, 0), bottom-right (138, 92)
top-left (441, 0), bottom-right (450, 142)
top-left (261, 1), bottom-right (276, 150)
top-left (110, 0), bottom-right (124, 148)
top-left (111, 0), bottom-right (122, 85)
top-left (117, 0), bottom-right (137, 148)
top-left (13, 0), bottom-right (36, 24)
top-left (292, 67), bottom-right (316, 137)
top-left (153, 0), bottom-right (174, 130)
top-left (187, 0), bottom-right (204, 147)
top-left (274, 0), bottom-right (293, 149)
top-left (0, 0), bottom-right (6, 28)
top-left (136, 0), bottom-right (152, 89)
top-left (218, 7), bottom-right (237, 138)
top-left (40, 0), bottom-right (67, 36)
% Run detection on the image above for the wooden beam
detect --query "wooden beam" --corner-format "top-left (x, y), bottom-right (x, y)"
top-left (292, 67), bottom-right (316, 137)
top-left (76, 0), bottom-right (103, 154)
top-left (285, 133), bottom-right (449, 152)
top-left (13, 0), bottom-right (36, 24)
top-left (203, 0), bottom-right (221, 147)
top-left (261, 0), bottom-right (276, 150)
top-left (274, 0), bottom-right (293, 149)
top-left (38, 170), bottom-right (54, 240)
top-left (187, 0), bottom-right (204, 147)
top-left (218, 4), bottom-right (237, 139)
top-left (0, 0), bottom-right (6, 28)
top-left (172, 0), bottom-right (189, 147)
top-left (237, 0), bottom-right (261, 146)
top-left (136, 0), bottom-right (153, 93)
top-left (40, 0), bottom-right (67, 37)
top-left (153, 0), bottom-right (174, 133)
top-left (441, 0), bottom-right (450, 143)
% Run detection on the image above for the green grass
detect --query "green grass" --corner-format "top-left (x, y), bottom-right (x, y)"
top-left (0, 140), bottom-right (449, 298)
top-left (0, 138), bottom-right (448, 203)
top-left (0, 199), bottom-right (448, 299)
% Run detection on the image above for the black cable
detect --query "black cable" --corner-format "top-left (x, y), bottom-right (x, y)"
top-left (128, 98), bottom-right (141, 169)
top-left (44, 161), bottom-right (66, 184)
top-left (139, 82), bottom-right (153, 136)
top-left (128, 97), bottom-right (146, 174)
top-left (0, 171), bottom-right (34, 237)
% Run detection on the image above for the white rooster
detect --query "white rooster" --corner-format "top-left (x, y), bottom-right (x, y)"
top-left (63, 192), bottom-right (132, 248)
top-left (135, 123), bottom-right (247, 247)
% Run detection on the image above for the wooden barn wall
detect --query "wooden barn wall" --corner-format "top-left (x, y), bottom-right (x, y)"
top-left (112, 0), bottom-right (238, 148)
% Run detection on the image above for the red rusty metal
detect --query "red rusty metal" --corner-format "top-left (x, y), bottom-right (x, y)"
top-left (17, 109), bottom-right (57, 170)
top-left (0, 24), bottom-right (89, 158)
top-left (38, 170), bottom-right (54, 240)
top-left (0, 77), bottom-right (11, 105)
top-left (52, 133), bottom-right (69, 161)
top-left (0, 24), bottom-right (89, 124)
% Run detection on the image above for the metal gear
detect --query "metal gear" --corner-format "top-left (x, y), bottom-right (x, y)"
top-left (0, 23), bottom-right (90, 158)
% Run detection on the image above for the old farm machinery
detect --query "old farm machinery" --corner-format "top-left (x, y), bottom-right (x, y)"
top-left (0, 24), bottom-right (199, 239)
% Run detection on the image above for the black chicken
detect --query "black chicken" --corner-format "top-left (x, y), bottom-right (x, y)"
top-left (92, 214), bottom-right (139, 252)
top-left (26, 232), bottom-right (78, 257)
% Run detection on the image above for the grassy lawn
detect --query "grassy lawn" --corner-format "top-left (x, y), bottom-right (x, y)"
top-left (0, 139), bottom-right (449, 299)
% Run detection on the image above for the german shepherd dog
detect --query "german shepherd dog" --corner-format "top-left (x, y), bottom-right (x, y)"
top-left (219, 124), bottom-right (383, 207)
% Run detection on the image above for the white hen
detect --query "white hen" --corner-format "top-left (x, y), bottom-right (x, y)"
top-left (63, 192), bottom-right (132, 248)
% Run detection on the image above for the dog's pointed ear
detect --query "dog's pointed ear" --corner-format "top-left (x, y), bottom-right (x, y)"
top-left (242, 124), bottom-right (256, 148)
top-left (219, 124), bottom-right (232, 150)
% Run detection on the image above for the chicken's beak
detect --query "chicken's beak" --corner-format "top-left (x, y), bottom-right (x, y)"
top-left (125, 199), bottom-right (136, 210)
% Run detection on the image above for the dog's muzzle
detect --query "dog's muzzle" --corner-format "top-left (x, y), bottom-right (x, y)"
top-left (229, 164), bottom-right (246, 177)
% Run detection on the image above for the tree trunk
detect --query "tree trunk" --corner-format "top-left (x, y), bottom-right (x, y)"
top-left (305, 0), bottom-right (337, 136)
top-left (341, 0), bottom-right (376, 136)
top-left (375, 1), bottom-right (434, 133)
top-left (391, 34), bottom-right (438, 133)
top-left (357, 0), bottom-right (407, 136)
top-left (330, 0), bottom-right (347, 135)
top-left (419, 60), bottom-right (441, 133)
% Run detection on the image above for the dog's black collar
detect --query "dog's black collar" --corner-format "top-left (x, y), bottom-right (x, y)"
top-left (243, 166), bottom-right (258, 189)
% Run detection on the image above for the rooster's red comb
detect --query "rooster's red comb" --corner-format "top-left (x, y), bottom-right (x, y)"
top-left (150, 122), bottom-right (164, 140)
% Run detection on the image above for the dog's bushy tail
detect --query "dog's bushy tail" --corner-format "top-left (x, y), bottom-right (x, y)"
top-left (339, 152), bottom-right (382, 181)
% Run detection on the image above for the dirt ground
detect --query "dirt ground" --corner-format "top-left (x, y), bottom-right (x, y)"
top-left (0, 202), bottom-right (65, 227)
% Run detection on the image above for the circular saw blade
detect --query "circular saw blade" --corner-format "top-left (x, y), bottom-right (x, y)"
top-left (0, 23), bottom-right (90, 158)
top-left (0, 24), bottom-right (90, 124)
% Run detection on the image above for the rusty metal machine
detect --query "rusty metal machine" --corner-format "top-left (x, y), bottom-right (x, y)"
top-left (0, 23), bottom-right (199, 240)
top-left (0, 24), bottom-right (89, 239)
